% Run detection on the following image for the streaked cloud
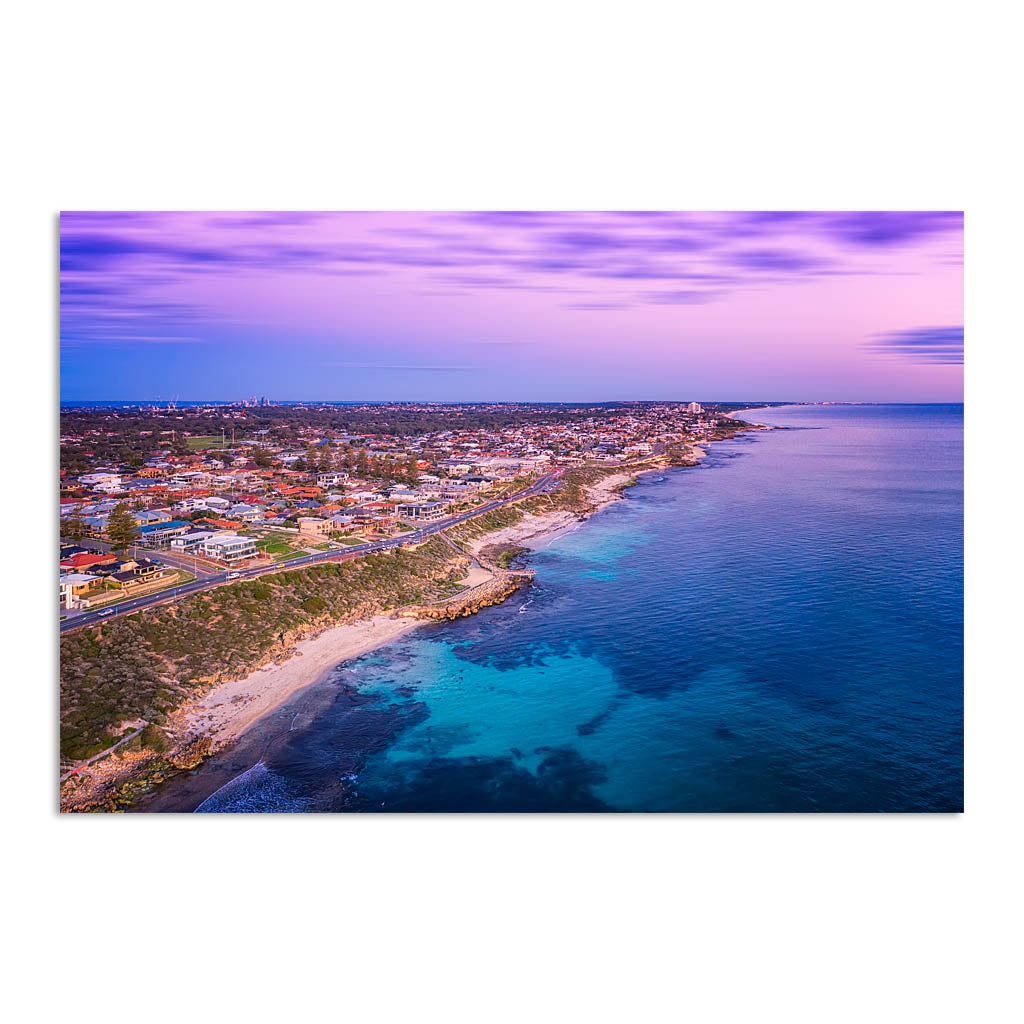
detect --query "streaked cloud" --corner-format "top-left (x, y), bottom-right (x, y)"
top-left (324, 362), bottom-right (476, 372)
top-left (863, 325), bottom-right (964, 364)
top-left (57, 211), bottom-right (963, 402)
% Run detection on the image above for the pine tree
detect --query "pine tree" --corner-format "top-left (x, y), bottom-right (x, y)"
top-left (64, 510), bottom-right (87, 541)
top-left (406, 455), bottom-right (419, 486)
top-left (107, 502), bottom-right (140, 550)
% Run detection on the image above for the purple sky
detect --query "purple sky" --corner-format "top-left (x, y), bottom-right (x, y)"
top-left (59, 211), bottom-right (963, 402)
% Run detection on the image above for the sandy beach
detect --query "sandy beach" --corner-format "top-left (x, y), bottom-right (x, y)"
top-left (177, 613), bottom-right (424, 750)
top-left (188, 468), bottom-right (661, 751)
top-left (465, 468), bottom-right (661, 557)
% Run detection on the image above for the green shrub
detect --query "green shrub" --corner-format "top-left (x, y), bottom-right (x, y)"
top-left (302, 595), bottom-right (327, 615)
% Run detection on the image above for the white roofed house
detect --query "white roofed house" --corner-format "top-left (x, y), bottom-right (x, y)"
top-left (399, 501), bottom-right (451, 522)
top-left (78, 472), bottom-right (123, 492)
top-left (59, 572), bottom-right (102, 609)
top-left (317, 471), bottom-right (349, 487)
top-left (170, 528), bottom-right (222, 552)
top-left (196, 533), bottom-right (259, 565)
top-left (385, 485), bottom-right (419, 503)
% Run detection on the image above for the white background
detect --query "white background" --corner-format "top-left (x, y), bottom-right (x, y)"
top-left (4, 2), bottom-right (1020, 1022)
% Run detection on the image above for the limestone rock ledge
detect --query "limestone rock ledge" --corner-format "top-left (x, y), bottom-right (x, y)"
top-left (399, 573), bottom-right (532, 621)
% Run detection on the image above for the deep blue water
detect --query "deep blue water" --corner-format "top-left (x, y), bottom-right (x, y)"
top-left (188, 404), bottom-right (963, 813)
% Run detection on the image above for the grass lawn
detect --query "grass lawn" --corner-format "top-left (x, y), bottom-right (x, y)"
top-left (243, 531), bottom-right (303, 557)
top-left (185, 435), bottom-right (228, 450)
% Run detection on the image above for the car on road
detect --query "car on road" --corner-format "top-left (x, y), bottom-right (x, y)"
top-left (98, 608), bottom-right (114, 616)
top-left (227, 571), bottom-right (240, 579)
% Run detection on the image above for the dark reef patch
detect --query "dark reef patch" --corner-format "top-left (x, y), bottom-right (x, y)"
top-left (355, 746), bottom-right (610, 812)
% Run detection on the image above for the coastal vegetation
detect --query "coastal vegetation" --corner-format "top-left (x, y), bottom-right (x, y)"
top-left (479, 543), bottom-right (530, 569)
top-left (445, 465), bottom-right (631, 547)
top-left (59, 537), bottom-right (468, 762)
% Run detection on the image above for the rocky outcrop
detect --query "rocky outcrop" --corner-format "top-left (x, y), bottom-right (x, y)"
top-left (400, 573), bottom-right (531, 620)
top-left (168, 735), bottom-right (212, 770)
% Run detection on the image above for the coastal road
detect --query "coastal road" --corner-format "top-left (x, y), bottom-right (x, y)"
top-left (59, 469), bottom-right (565, 634)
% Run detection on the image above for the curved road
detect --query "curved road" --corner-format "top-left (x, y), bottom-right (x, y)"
top-left (60, 470), bottom-right (565, 634)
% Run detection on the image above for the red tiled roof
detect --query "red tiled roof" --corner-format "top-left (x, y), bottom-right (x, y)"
top-left (61, 552), bottom-right (113, 570)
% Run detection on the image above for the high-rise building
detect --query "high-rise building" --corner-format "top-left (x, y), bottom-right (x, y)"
top-left (687, 402), bottom-right (702, 414)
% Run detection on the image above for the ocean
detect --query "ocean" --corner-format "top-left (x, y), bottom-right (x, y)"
top-left (156, 404), bottom-right (964, 812)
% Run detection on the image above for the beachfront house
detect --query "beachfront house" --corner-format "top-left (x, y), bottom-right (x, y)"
top-left (196, 534), bottom-right (259, 565)
top-left (59, 572), bottom-right (102, 609)
top-left (399, 501), bottom-right (451, 522)
top-left (298, 517), bottom-right (334, 538)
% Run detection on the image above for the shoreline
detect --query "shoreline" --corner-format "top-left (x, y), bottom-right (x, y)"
top-left (64, 433), bottom-right (762, 811)
top-left (173, 613), bottom-right (425, 752)
top-left (176, 468), bottom-right (659, 753)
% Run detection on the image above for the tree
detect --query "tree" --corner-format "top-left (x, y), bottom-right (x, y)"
top-left (64, 510), bottom-right (87, 541)
top-left (406, 455), bottom-right (419, 486)
top-left (252, 447), bottom-right (271, 468)
top-left (356, 449), bottom-right (369, 479)
top-left (107, 502), bottom-right (140, 550)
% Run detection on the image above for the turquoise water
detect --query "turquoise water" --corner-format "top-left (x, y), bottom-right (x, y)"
top-left (188, 404), bottom-right (963, 813)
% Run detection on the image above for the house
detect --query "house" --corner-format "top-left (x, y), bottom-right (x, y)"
top-left (400, 501), bottom-right (451, 522)
top-left (298, 517), bottom-right (334, 538)
top-left (133, 508), bottom-right (173, 526)
top-left (59, 573), bottom-right (102, 609)
top-left (109, 558), bottom-right (168, 592)
top-left (170, 528), bottom-right (223, 552)
top-left (78, 472), bottom-right (123, 491)
top-left (421, 479), bottom-right (484, 500)
top-left (197, 534), bottom-right (259, 564)
top-left (227, 503), bottom-right (264, 522)
top-left (60, 551), bottom-right (116, 572)
top-left (316, 471), bottom-right (349, 487)
top-left (138, 520), bottom-right (191, 546)
top-left (385, 486), bottom-right (418, 502)
top-left (81, 515), bottom-right (110, 536)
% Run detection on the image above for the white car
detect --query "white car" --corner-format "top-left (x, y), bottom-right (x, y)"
top-left (98, 608), bottom-right (114, 616)
top-left (227, 571), bottom-right (241, 579)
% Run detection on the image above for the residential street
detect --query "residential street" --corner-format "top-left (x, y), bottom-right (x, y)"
top-left (59, 469), bottom-right (564, 633)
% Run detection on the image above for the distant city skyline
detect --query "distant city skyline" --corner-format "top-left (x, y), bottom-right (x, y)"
top-left (60, 211), bottom-right (964, 402)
